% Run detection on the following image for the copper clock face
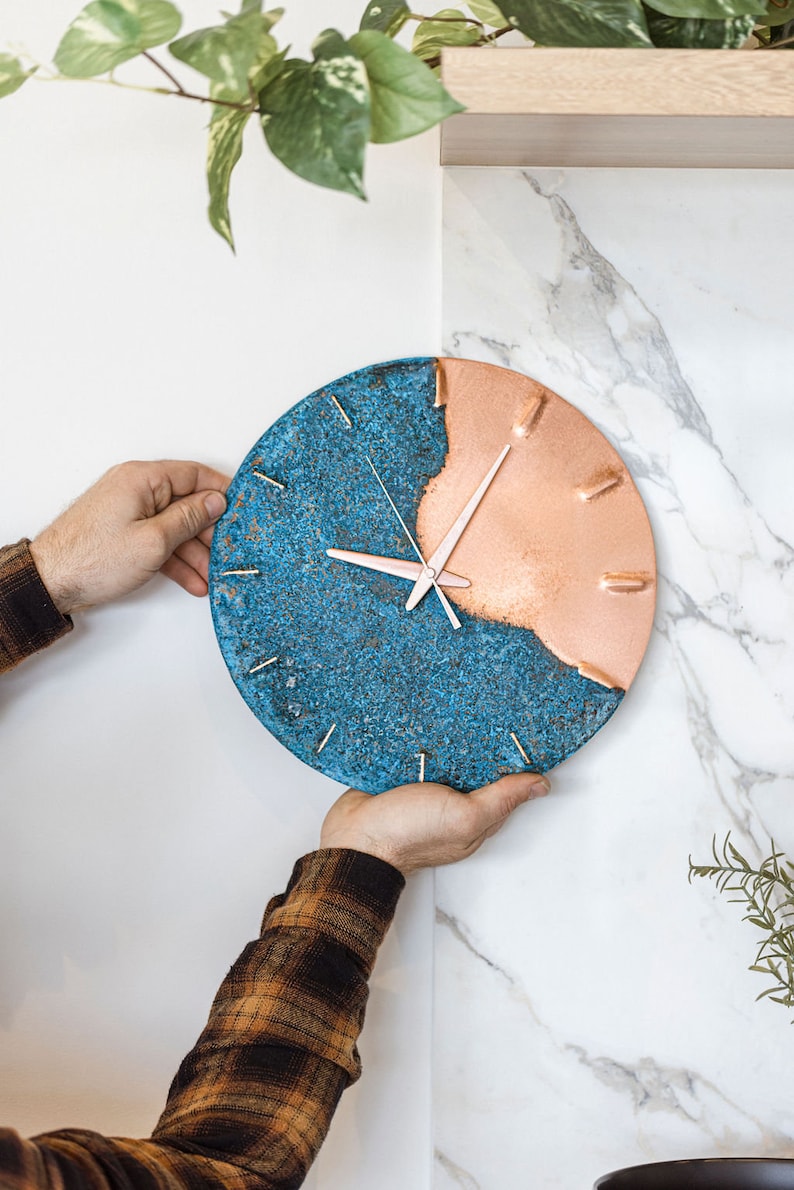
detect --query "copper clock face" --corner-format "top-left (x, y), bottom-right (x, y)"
top-left (210, 358), bottom-right (656, 793)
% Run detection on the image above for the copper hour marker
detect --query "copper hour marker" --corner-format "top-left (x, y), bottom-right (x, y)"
top-left (512, 390), bottom-right (546, 438)
top-left (510, 731), bottom-right (531, 765)
top-left (600, 572), bottom-right (653, 593)
top-left (316, 723), bottom-right (337, 754)
top-left (577, 662), bottom-right (619, 690)
top-left (330, 394), bottom-right (352, 427)
top-left (249, 656), bottom-right (278, 674)
top-left (252, 469), bottom-right (285, 490)
top-left (578, 472), bottom-right (623, 502)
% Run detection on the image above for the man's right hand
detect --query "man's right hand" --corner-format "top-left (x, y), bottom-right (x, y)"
top-left (319, 773), bottom-right (551, 876)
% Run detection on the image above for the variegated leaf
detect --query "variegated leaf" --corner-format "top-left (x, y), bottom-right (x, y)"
top-left (0, 53), bottom-right (36, 100)
top-left (350, 29), bottom-right (463, 143)
top-left (502, 0), bottom-right (652, 46)
top-left (359, 1), bottom-right (412, 36)
top-left (54, 0), bottom-right (182, 78)
top-left (468, 0), bottom-right (509, 26)
top-left (412, 8), bottom-right (481, 61)
top-left (170, 11), bottom-right (277, 94)
top-left (207, 106), bottom-right (250, 250)
top-left (259, 29), bottom-right (370, 198)
top-left (646, 0), bottom-right (767, 16)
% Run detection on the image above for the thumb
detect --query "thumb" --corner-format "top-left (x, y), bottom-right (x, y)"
top-left (468, 772), bottom-right (551, 831)
top-left (151, 489), bottom-right (227, 553)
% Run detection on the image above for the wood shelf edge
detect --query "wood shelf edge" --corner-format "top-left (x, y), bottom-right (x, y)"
top-left (440, 48), bottom-right (794, 169)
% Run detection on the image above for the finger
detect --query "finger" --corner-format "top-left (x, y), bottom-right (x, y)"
top-left (148, 461), bottom-right (232, 511)
top-left (160, 553), bottom-right (209, 597)
top-left (171, 536), bottom-right (212, 584)
top-left (461, 775), bottom-right (550, 856)
top-left (468, 772), bottom-right (551, 831)
top-left (150, 489), bottom-right (227, 558)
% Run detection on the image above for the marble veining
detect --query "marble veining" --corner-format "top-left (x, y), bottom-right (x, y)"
top-left (435, 168), bottom-right (794, 1188)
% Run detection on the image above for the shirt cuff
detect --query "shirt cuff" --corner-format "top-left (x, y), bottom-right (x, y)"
top-left (261, 849), bottom-right (406, 977)
top-left (0, 540), bottom-right (72, 674)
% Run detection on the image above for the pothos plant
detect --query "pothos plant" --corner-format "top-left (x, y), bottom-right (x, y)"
top-left (0, 0), bottom-right (792, 251)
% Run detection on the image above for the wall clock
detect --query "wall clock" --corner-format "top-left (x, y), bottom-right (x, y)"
top-left (210, 358), bottom-right (656, 794)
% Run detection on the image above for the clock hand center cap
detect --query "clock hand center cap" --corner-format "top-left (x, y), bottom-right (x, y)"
top-left (423, 566), bottom-right (436, 580)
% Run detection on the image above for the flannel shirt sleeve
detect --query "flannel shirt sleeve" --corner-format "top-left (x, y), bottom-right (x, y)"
top-left (0, 848), bottom-right (405, 1189)
top-left (0, 540), bottom-right (72, 674)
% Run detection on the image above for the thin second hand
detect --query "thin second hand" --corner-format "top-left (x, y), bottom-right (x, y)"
top-left (365, 455), bottom-right (461, 631)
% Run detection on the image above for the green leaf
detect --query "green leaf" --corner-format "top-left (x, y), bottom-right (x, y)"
top-left (645, 0), bottom-right (765, 15)
top-left (0, 53), bottom-right (36, 99)
top-left (131, 0), bottom-right (181, 44)
top-left (170, 11), bottom-right (277, 94)
top-left (54, 0), bottom-right (182, 78)
top-left (412, 8), bottom-right (482, 61)
top-left (222, 1), bottom-right (282, 18)
top-left (501, 0), bottom-right (653, 46)
top-left (468, 0), bottom-right (509, 24)
top-left (259, 28), bottom-right (370, 198)
top-left (207, 50), bottom-right (285, 117)
top-left (349, 29), bottom-right (463, 143)
top-left (759, 0), bottom-right (794, 23)
top-left (644, 6), bottom-right (757, 43)
top-left (359, 0), bottom-right (412, 35)
top-left (207, 105), bottom-right (250, 250)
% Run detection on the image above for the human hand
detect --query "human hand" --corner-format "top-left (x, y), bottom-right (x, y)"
top-left (30, 460), bottom-right (231, 614)
top-left (319, 772), bottom-right (551, 876)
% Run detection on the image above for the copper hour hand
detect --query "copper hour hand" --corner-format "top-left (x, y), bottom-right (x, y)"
top-left (405, 443), bottom-right (512, 612)
top-left (326, 548), bottom-right (470, 588)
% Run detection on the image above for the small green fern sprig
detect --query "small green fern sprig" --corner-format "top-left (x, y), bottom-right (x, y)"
top-left (689, 833), bottom-right (794, 1018)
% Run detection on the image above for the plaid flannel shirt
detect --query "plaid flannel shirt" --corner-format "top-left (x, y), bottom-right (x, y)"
top-left (0, 540), bottom-right (405, 1189)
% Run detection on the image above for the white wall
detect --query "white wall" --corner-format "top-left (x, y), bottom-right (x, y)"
top-left (0, 3), bottom-right (437, 1186)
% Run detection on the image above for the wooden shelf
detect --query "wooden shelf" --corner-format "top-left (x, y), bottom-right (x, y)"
top-left (440, 48), bottom-right (794, 169)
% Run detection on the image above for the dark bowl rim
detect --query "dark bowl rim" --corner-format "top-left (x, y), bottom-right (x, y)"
top-left (596, 1157), bottom-right (794, 1184)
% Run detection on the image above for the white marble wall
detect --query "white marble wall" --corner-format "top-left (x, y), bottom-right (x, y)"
top-left (435, 168), bottom-right (794, 1189)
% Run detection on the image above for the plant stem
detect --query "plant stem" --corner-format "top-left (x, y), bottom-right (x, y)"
top-left (423, 22), bottom-right (517, 69)
top-left (35, 67), bottom-right (255, 112)
top-left (483, 23), bottom-right (516, 43)
top-left (758, 31), bottom-right (794, 47)
top-left (142, 50), bottom-right (187, 94)
top-left (141, 51), bottom-right (256, 109)
top-left (159, 86), bottom-right (255, 111)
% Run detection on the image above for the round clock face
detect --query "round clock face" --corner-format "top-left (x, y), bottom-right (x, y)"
top-left (210, 358), bottom-right (656, 794)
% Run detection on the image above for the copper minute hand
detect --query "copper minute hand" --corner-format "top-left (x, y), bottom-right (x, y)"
top-left (405, 443), bottom-right (512, 612)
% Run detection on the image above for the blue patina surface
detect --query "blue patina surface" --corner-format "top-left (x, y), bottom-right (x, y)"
top-left (210, 358), bottom-right (622, 793)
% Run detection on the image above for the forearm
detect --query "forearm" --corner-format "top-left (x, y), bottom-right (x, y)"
top-left (152, 849), bottom-right (404, 1177)
top-left (0, 541), bottom-right (72, 674)
top-left (0, 849), bottom-right (404, 1190)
